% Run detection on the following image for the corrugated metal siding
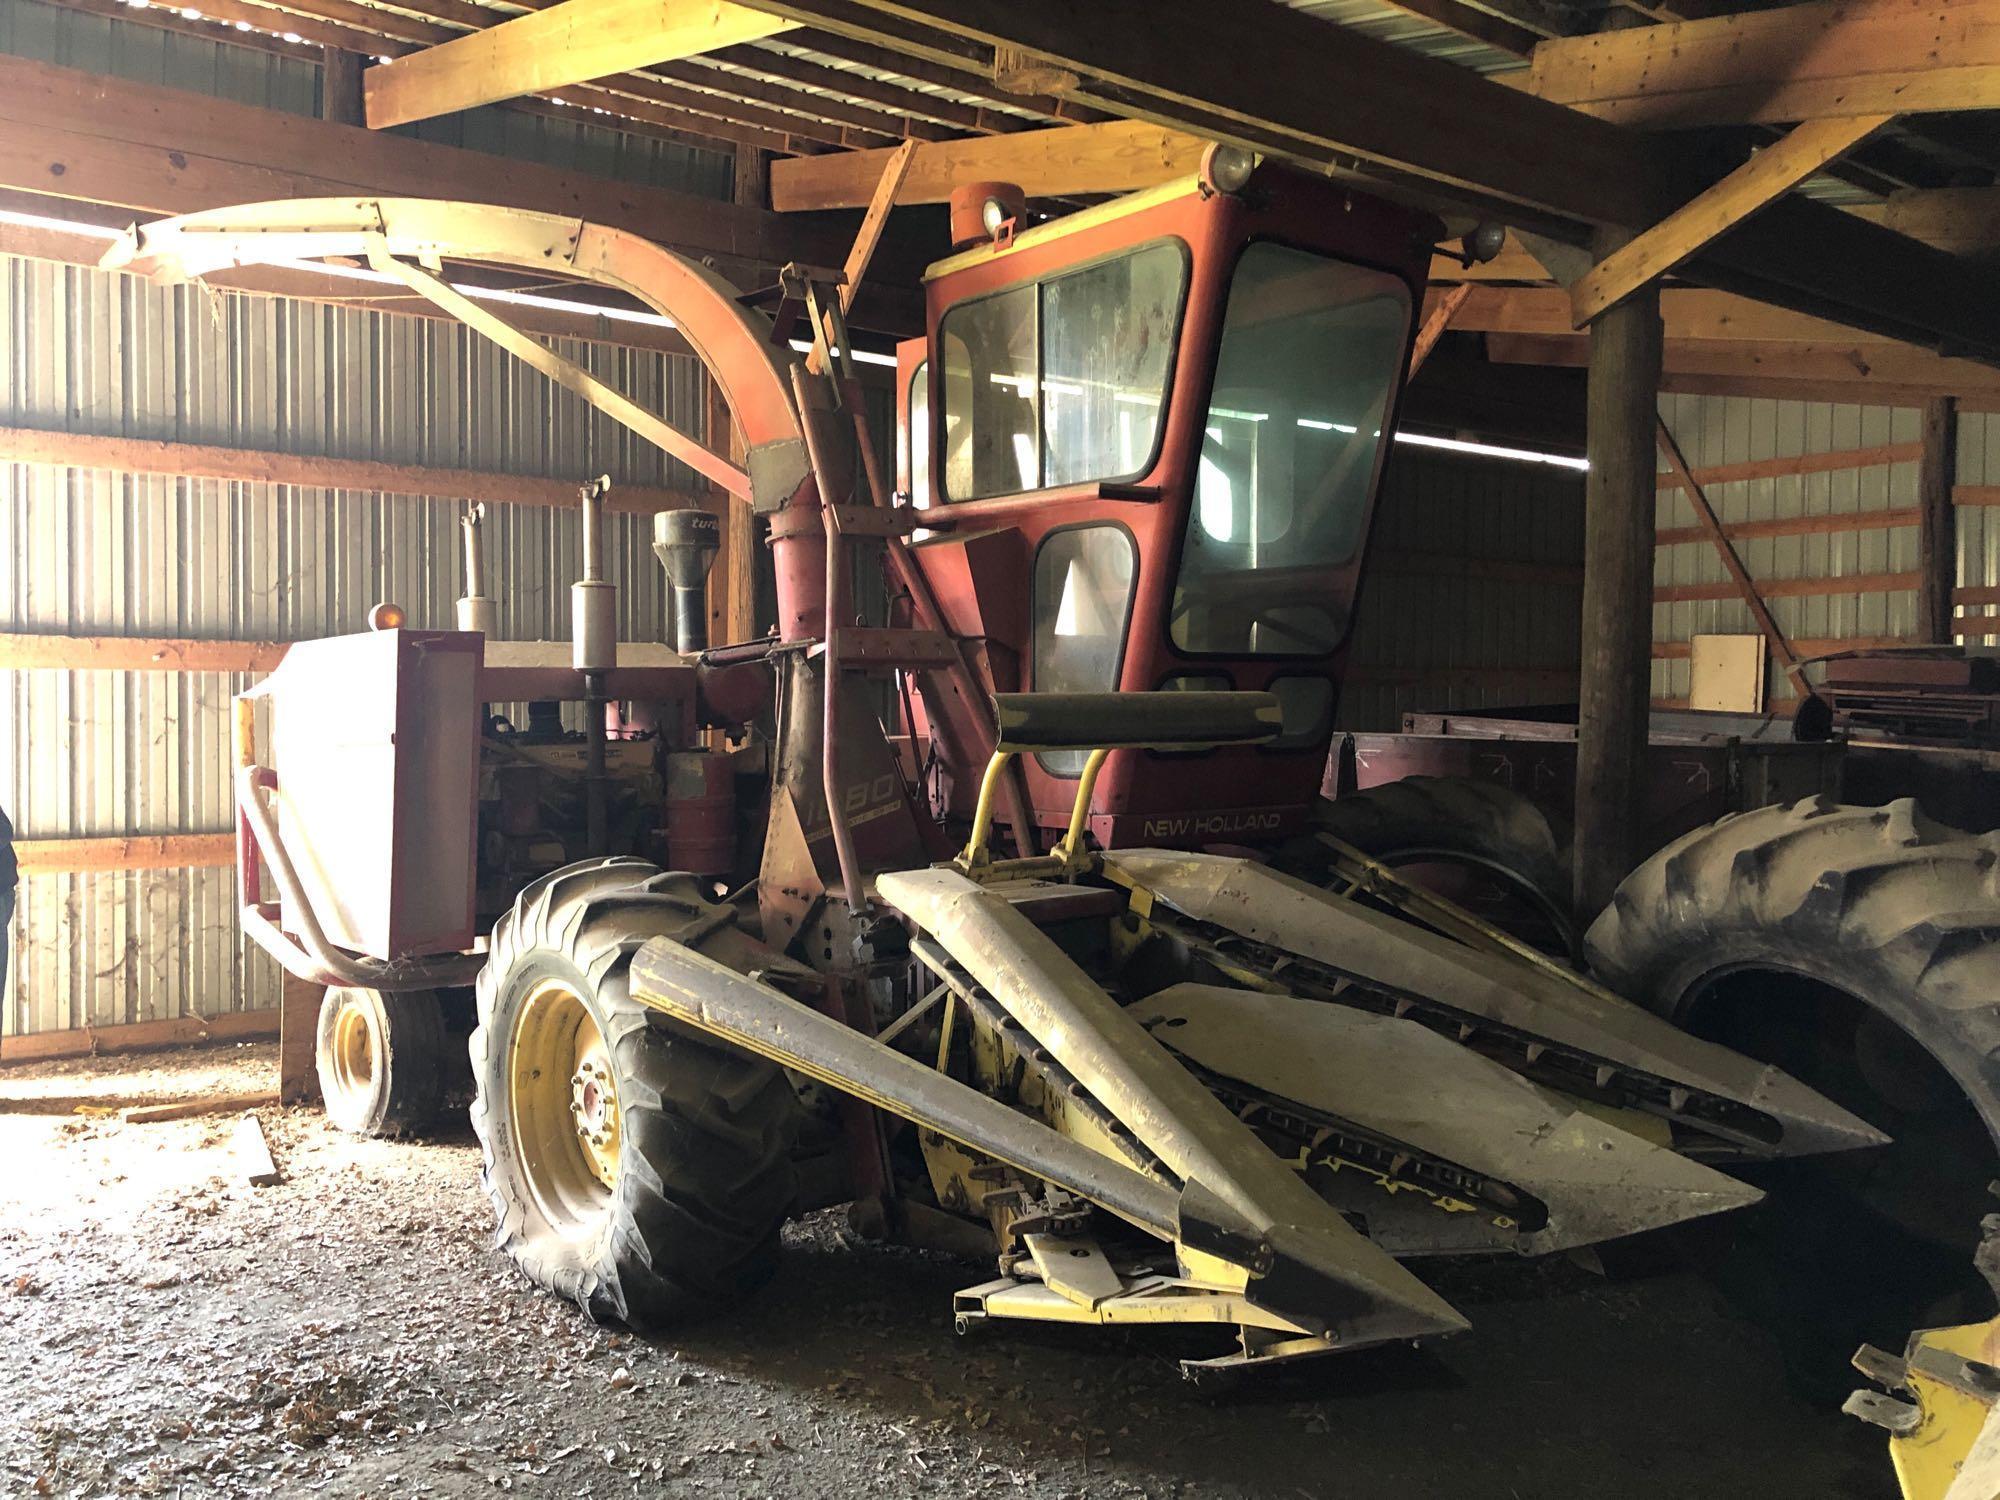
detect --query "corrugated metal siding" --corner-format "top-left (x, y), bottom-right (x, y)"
top-left (0, 0), bottom-right (733, 201)
top-left (1955, 412), bottom-right (2000, 645)
top-left (1653, 394), bottom-right (1923, 706)
top-left (1, 253), bottom-right (716, 1038)
top-left (1338, 448), bottom-right (1585, 730)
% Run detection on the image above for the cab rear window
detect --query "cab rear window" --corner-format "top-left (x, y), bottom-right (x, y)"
top-left (938, 240), bottom-right (1187, 501)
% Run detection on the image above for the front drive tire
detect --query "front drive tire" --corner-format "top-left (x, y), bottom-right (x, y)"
top-left (470, 857), bottom-right (799, 1328)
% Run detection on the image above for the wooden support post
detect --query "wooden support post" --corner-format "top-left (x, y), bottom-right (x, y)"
top-left (1573, 228), bottom-right (1663, 920)
top-left (277, 973), bottom-right (323, 1104)
top-left (1920, 396), bottom-right (1960, 643)
top-left (704, 379), bottom-right (755, 649)
top-left (320, 46), bottom-right (366, 126)
top-left (733, 145), bottom-right (770, 212)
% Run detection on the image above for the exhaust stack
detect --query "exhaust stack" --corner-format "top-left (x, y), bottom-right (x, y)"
top-left (455, 502), bottom-right (497, 637)
top-left (572, 475), bottom-right (616, 672)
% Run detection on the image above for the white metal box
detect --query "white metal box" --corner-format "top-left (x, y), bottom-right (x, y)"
top-left (266, 629), bottom-right (482, 961)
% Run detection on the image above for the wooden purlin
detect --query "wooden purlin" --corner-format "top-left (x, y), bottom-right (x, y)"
top-left (771, 120), bottom-right (1209, 212)
top-left (0, 427), bottom-right (707, 516)
top-left (14, 833), bottom-right (238, 873)
top-left (1653, 571), bottom-right (1921, 605)
top-left (1529, 0), bottom-right (2000, 129)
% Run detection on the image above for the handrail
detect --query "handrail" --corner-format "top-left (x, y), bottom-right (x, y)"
top-left (235, 765), bottom-right (486, 992)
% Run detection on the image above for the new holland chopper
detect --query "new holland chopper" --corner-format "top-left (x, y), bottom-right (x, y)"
top-left (104, 155), bottom-right (1885, 1377)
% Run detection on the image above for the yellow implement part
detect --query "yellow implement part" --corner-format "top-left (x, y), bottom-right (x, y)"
top-left (1895, 1319), bottom-right (2000, 1500)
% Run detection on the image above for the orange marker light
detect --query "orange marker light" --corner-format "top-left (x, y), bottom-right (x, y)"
top-left (368, 602), bottom-right (406, 631)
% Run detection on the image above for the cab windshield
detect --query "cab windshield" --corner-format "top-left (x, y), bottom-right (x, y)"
top-left (1170, 244), bottom-right (1411, 657)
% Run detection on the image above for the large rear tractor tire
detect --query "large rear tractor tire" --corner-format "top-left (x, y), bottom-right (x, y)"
top-left (470, 857), bottom-right (799, 1329)
top-left (1307, 775), bottom-right (1578, 960)
top-left (1586, 797), bottom-right (2000, 1385)
top-left (316, 986), bottom-right (447, 1137)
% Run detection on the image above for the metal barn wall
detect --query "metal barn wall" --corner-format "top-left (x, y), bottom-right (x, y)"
top-left (1338, 447), bottom-right (1586, 730)
top-left (1652, 394), bottom-right (1925, 707)
top-left (0, 253), bottom-right (718, 1040)
top-left (1955, 411), bottom-right (2000, 644)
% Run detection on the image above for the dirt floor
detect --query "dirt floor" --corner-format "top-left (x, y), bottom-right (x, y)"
top-left (0, 1042), bottom-right (1907, 1499)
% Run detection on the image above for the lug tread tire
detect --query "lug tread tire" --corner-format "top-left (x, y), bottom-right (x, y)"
top-left (1585, 796), bottom-right (2000, 1124)
top-left (470, 856), bottom-right (798, 1329)
top-left (316, 986), bottom-right (446, 1138)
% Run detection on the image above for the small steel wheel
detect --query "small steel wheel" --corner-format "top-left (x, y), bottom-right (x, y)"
top-left (315, 985), bottom-right (446, 1136)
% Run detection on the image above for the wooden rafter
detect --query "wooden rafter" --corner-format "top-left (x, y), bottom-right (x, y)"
top-left (1857, 187), bottom-right (2000, 255)
top-left (363, 0), bottom-right (797, 129)
top-left (1571, 115), bottom-right (1895, 325)
top-left (733, 0), bottom-right (1666, 226)
top-left (730, 0), bottom-right (2000, 364)
top-left (1529, 0), bottom-right (2000, 128)
top-left (770, 119), bottom-right (1208, 211)
top-left (0, 56), bottom-right (802, 270)
top-left (103, 0), bottom-right (806, 153)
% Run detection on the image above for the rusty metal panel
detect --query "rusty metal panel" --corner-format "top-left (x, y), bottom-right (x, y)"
top-left (0, 253), bottom-right (718, 1038)
top-left (1338, 447), bottom-right (1585, 731)
top-left (1655, 393), bottom-right (1922, 708)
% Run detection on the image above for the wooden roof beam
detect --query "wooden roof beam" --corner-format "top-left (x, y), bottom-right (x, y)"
top-left (734, 0), bottom-right (1664, 227)
top-left (1571, 115), bottom-right (1894, 325)
top-left (371, 0), bottom-right (963, 142)
top-left (1454, 284), bottom-right (1905, 344)
top-left (363, 0), bottom-right (797, 129)
top-left (0, 55), bottom-right (793, 268)
top-left (1529, 0), bottom-right (2000, 129)
top-left (770, 119), bottom-right (1208, 211)
top-left (1486, 331), bottom-right (2000, 402)
top-left (1858, 187), bottom-right (2000, 255)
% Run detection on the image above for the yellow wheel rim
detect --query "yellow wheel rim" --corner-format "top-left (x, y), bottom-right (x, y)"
top-left (508, 979), bottom-right (622, 1237)
top-left (328, 1000), bottom-right (376, 1102)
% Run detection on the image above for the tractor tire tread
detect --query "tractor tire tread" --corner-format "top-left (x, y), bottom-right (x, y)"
top-left (470, 857), bottom-right (797, 1330)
